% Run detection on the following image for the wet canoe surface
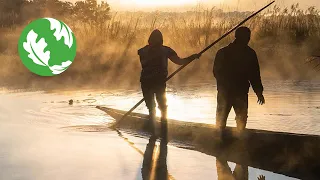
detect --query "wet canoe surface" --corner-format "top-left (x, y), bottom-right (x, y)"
top-left (97, 106), bottom-right (320, 179)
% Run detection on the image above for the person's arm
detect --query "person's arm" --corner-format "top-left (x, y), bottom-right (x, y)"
top-left (169, 54), bottom-right (200, 65)
top-left (166, 47), bottom-right (200, 65)
top-left (249, 51), bottom-right (265, 105)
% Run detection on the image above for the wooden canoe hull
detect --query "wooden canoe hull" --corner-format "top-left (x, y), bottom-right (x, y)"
top-left (97, 106), bottom-right (320, 179)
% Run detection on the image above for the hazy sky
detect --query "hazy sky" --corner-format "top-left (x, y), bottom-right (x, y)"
top-left (67, 0), bottom-right (320, 11)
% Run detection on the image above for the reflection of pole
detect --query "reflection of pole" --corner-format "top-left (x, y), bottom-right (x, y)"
top-left (115, 1), bottom-right (276, 126)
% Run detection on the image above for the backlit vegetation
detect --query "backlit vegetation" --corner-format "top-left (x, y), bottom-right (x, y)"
top-left (0, 0), bottom-right (319, 89)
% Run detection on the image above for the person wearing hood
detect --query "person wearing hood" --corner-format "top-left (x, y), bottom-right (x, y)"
top-left (138, 29), bottom-right (200, 136)
top-left (213, 26), bottom-right (265, 134)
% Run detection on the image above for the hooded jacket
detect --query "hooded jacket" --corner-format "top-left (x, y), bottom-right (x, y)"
top-left (138, 30), bottom-right (177, 83)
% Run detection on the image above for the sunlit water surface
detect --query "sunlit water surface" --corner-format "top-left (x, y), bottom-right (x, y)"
top-left (0, 80), bottom-right (319, 180)
top-left (59, 80), bottom-right (319, 135)
top-left (6, 80), bottom-right (318, 134)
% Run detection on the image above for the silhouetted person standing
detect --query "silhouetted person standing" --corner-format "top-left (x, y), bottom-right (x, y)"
top-left (213, 27), bottom-right (265, 133)
top-left (139, 29), bottom-right (200, 136)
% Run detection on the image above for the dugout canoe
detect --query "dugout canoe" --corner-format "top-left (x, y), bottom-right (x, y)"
top-left (97, 106), bottom-right (320, 179)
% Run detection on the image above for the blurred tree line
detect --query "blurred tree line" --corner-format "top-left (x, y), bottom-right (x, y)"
top-left (0, 0), bottom-right (111, 27)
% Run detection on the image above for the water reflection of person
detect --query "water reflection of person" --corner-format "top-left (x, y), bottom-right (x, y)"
top-left (142, 119), bottom-right (169, 180)
top-left (216, 157), bottom-right (248, 180)
top-left (216, 158), bottom-right (267, 180)
top-left (141, 137), bottom-right (169, 180)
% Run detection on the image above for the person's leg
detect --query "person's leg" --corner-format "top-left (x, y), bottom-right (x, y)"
top-left (155, 83), bottom-right (167, 117)
top-left (141, 82), bottom-right (156, 134)
top-left (233, 93), bottom-right (249, 132)
top-left (216, 91), bottom-right (232, 131)
top-left (155, 83), bottom-right (168, 141)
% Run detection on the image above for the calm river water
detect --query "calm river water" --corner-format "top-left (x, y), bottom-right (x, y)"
top-left (0, 80), bottom-right (319, 180)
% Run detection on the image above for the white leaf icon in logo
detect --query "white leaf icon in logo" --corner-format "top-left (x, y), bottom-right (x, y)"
top-left (50, 60), bottom-right (72, 75)
top-left (23, 30), bottom-right (72, 75)
top-left (23, 30), bottom-right (51, 67)
top-left (46, 18), bottom-right (73, 48)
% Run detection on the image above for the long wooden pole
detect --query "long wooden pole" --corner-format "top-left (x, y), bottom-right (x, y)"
top-left (115, 1), bottom-right (275, 125)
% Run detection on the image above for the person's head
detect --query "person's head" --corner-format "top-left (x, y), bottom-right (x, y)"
top-left (148, 29), bottom-right (163, 47)
top-left (235, 26), bottom-right (251, 45)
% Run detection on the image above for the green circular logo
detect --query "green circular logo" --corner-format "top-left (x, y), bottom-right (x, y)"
top-left (18, 18), bottom-right (76, 76)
